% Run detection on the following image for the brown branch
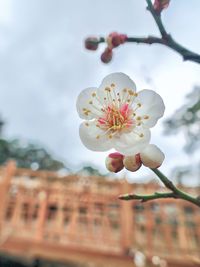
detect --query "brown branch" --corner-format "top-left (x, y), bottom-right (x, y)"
top-left (146, 0), bottom-right (168, 38)
top-left (98, 34), bottom-right (200, 64)
top-left (93, 1), bottom-right (200, 64)
top-left (145, 0), bottom-right (200, 63)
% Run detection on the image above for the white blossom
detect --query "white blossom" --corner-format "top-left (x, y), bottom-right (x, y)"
top-left (77, 73), bottom-right (165, 155)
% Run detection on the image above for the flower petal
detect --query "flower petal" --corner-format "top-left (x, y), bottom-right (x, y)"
top-left (99, 72), bottom-right (136, 94)
top-left (100, 72), bottom-right (136, 90)
top-left (79, 121), bottom-right (113, 151)
top-left (114, 127), bottom-right (151, 155)
top-left (135, 89), bottom-right (165, 127)
top-left (96, 73), bottom-right (137, 108)
top-left (76, 87), bottom-right (102, 120)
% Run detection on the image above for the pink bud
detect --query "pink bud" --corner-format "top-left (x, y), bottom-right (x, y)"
top-left (153, 0), bottom-right (170, 13)
top-left (85, 37), bottom-right (99, 51)
top-left (119, 34), bottom-right (128, 44)
top-left (140, 144), bottom-right (165, 169)
top-left (123, 154), bottom-right (142, 172)
top-left (105, 152), bottom-right (124, 173)
top-left (107, 32), bottom-right (128, 48)
top-left (101, 47), bottom-right (113, 63)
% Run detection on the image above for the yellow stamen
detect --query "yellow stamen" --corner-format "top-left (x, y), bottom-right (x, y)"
top-left (105, 87), bottom-right (111, 92)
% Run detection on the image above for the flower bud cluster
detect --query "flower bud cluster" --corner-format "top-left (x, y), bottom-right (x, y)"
top-left (105, 144), bottom-right (165, 173)
top-left (84, 32), bottom-right (127, 64)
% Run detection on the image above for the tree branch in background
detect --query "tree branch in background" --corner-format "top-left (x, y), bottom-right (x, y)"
top-left (85, 0), bottom-right (200, 64)
top-left (119, 168), bottom-right (200, 208)
top-left (145, 0), bottom-right (200, 63)
top-left (164, 86), bottom-right (200, 153)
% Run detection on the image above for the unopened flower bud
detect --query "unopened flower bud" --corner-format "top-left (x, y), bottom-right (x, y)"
top-left (105, 152), bottom-right (124, 173)
top-left (101, 47), bottom-right (113, 63)
top-left (85, 37), bottom-right (99, 51)
top-left (153, 0), bottom-right (170, 14)
top-left (107, 32), bottom-right (128, 49)
top-left (140, 144), bottom-right (165, 169)
top-left (123, 154), bottom-right (142, 172)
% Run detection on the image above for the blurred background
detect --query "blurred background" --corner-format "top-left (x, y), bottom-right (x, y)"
top-left (0, 0), bottom-right (199, 266)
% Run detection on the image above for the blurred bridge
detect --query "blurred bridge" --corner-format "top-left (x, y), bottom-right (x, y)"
top-left (0, 161), bottom-right (199, 267)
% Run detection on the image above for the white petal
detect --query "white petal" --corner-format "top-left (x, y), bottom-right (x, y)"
top-left (76, 87), bottom-right (102, 120)
top-left (100, 72), bottom-right (136, 90)
top-left (114, 127), bottom-right (151, 156)
top-left (98, 72), bottom-right (136, 98)
top-left (79, 121), bottom-right (113, 151)
top-left (135, 89), bottom-right (165, 127)
top-left (140, 144), bottom-right (165, 168)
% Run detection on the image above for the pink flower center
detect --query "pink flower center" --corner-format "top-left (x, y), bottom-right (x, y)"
top-left (97, 103), bottom-right (135, 134)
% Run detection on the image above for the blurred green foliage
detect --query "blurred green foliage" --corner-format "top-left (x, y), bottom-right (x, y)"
top-left (0, 119), bottom-right (65, 171)
top-left (78, 166), bottom-right (104, 176)
top-left (0, 138), bottom-right (65, 170)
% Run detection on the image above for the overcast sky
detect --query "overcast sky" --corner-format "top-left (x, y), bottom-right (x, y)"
top-left (0, 0), bottom-right (199, 182)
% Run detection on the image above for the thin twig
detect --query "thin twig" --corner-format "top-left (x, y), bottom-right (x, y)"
top-left (119, 169), bottom-right (200, 208)
top-left (94, 2), bottom-right (200, 64)
top-left (146, 0), bottom-right (168, 38)
top-left (151, 169), bottom-right (200, 208)
top-left (119, 192), bottom-right (176, 202)
top-left (145, 0), bottom-right (200, 63)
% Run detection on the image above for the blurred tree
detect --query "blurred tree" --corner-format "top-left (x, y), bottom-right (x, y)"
top-left (170, 166), bottom-right (191, 185)
top-left (0, 117), bottom-right (65, 171)
top-left (164, 86), bottom-right (200, 184)
top-left (164, 86), bottom-right (200, 153)
top-left (0, 138), bottom-right (65, 171)
top-left (78, 166), bottom-right (104, 176)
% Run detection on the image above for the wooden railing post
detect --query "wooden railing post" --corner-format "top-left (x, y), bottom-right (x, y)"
top-left (0, 160), bottom-right (16, 233)
top-left (120, 181), bottom-right (133, 254)
top-left (36, 191), bottom-right (48, 241)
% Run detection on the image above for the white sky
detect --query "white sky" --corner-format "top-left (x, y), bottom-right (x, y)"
top-left (0, 0), bottom-right (199, 182)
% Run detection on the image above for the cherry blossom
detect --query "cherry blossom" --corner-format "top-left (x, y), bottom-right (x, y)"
top-left (77, 73), bottom-right (165, 155)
